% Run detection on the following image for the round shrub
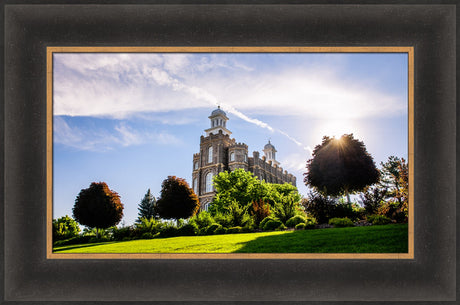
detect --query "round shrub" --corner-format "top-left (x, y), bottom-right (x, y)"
top-left (160, 226), bottom-right (179, 238)
top-left (141, 232), bottom-right (155, 239)
top-left (178, 223), bottom-right (198, 236)
top-left (305, 218), bottom-right (317, 229)
top-left (259, 216), bottom-right (278, 230)
top-left (286, 215), bottom-right (307, 228)
top-left (295, 223), bottom-right (306, 230)
top-left (328, 217), bottom-right (354, 228)
top-left (214, 226), bottom-right (227, 235)
top-left (204, 223), bottom-right (222, 235)
top-left (262, 219), bottom-right (285, 231)
top-left (369, 214), bottom-right (392, 225)
top-left (227, 226), bottom-right (243, 234)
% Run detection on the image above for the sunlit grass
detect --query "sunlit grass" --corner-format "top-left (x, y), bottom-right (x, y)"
top-left (54, 224), bottom-right (408, 254)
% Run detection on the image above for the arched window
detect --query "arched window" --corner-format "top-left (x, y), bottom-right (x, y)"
top-left (193, 178), bottom-right (198, 194)
top-left (194, 161), bottom-right (198, 170)
top-left (208, 146), bottom-right (213, 163)
top-left (260, 173), bottom-right (264, 181)
top-left (244, 154), bottom-right (247, 162)
top-left (230, 152), bottom-right (235, 162)
top-left (204, 203), bottom-right (210, 211)
top-left (205, 172), bottom-right (213, 192)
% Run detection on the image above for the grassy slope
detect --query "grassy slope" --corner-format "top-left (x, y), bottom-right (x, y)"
top-left (54, 223), bottom-right (408, 254)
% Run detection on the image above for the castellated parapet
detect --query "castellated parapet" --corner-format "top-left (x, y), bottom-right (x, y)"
top-left (192, 108), bottom-right (297, 210)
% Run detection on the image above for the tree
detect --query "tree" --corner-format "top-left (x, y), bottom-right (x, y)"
top-left (72, 182), bottom-right (124, 238)
top-left (358, 185), bottom-right (388, 215)
top-left (210, 169), bottom-right (267, 213)
top-left (156, 176), bottom-right (200, 221)
top-left (137, 189), bottom-right (158, 222)
top-left (53, 215), bottom-right (80, 241)
top-left (378, 157), bottom-right (409, 222)
top-left (304, 134), bottom-right (380, 203)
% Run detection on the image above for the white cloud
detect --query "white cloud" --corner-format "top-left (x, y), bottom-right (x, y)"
top-left (54, 53), bottom-right (405, 121)
top-left (54, 117), bottom-right (181, 151)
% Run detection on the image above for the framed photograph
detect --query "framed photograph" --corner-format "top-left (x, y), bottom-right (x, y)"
top-left (2, 2), bottom-right (456, 303)
top-left (48, 46), bottom-right (413, 260)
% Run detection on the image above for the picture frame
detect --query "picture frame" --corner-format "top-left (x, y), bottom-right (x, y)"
top-left (2, 2), bottom-right (456, 303)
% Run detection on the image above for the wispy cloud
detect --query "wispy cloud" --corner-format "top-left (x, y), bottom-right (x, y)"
top-left (54, 117), bottom-right (181, 151)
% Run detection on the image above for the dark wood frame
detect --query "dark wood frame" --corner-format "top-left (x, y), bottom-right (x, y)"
top-left (2, 2), bottom-right (456, 303)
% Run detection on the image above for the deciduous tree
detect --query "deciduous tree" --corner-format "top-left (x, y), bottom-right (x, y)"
top-left (304, 134), bottom-right (380, 202)
top-left (72, 182), bottom-right (124, 238)
top-left (156, 176), bottom-right (200, 221)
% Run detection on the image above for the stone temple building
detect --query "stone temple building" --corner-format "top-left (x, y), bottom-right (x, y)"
top-left (192, 107), bottom-right (297, 210)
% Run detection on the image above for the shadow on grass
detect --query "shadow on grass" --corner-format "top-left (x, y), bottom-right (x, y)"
top-left (233, 224), bottom-right (409, 253)
top-left (53, 241), bottom-right (119, 252)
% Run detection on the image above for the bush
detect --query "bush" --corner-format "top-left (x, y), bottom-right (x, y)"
top-left (259, 216), bottom-right (278, 230)
top-left (272, 196), bottom-right (301, 224)
top-left (305, 217), bottom-right (317, 229)
top-left (111, 226), bottom-right (134, 241)
top-left (141, 232), bottom-right (156, 239)
top-left (53, 235), bottom-right (92, 247)
top-left (204, 223), bottom-right (222, 235)
top-left (53, 215), bottom-right (81, 241)
top-left (367, 214), bottom-right (392, 225)
top-left (189, 211), bottom-right (215, 230)
top-left (88, 236), bottom-right (111, 243)
top-left (295, 223), bottom-right (306, 230)
top-left (227, 226), bottom-right (243, 234)
top-left (286, 215), bottom-right (307, 228)
top-left (328, 217), bottom-right (355, 228)
top-left (178, 223), bottom-right (198, 236)
top-left (214, 226), bottom-right (228, 235)
top-left (262, 219), bottom-right (285, 231)
top-left (302, 192), bottom-right (336, 224)
top-left (159, 226), bottom-right (179, 238)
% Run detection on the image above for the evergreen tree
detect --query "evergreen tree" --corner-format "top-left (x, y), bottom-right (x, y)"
top-left (137, 189), bottom-right (158, 222)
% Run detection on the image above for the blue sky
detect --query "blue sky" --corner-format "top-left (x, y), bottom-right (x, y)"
top-left (53, 52), bottom-right (408, 226)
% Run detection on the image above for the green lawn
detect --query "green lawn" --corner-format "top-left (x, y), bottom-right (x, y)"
top-left (54, 223), bottom-right (408, 253)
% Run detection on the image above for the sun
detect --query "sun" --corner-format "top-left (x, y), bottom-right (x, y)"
top-left (311, 119), bottom-right (357, 143)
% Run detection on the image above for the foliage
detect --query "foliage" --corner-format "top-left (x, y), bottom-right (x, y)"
top-left (379, 156), bottom-right (409, 222)
top-left (72, 182), bottom-right (124, 234)
top-left (304, 134), bottom-right (380, 200)
top-left (358, 185), bottom-right (387, 215)
top-left (286, 215), bottom-right (307, 228)
top-left (301, 192), bottom-right (336, 224)
top-left (367, 214), bottom-right (392, 225)
top-left (295, 223), bottom-right (306, 230)
top-left (189, 211), bottom-right (215, 230)
top-left (204, 223), bottom-right (223, 235)
top-left (265, 183), bottom-right (302, 207)
top-left (210, 169), bottom-right (267, 213)
top-left (54, 224), bottom-right (409, 254)
top-left (272, 195), bottom-right (302, 224)
top-left (227, 226), bottom-right (243, 234)
top-left (53, 215), bottom-right (81, 241)
top-left (259, 216), bottom-right (278, 230)
top-left (134, 217), bottom-right (164, 236)
top-left (213, 200), bottom-right (253, 228)
top-left (53, 235), bottom-right (92, 247)
top-left (111, 226), bottom-right (134, 241)
top-left (262, 219), bottom-right (286, 231)
top-left (178, 223), bottom-right (199, 236)
top-left (156, 176), bottom-right (200, 221)
top-left (329, 217), bottom-right (355, 228)
top-left (304, 217), bottom-right (317, 229)
top-left (137, 189), bottom-right (158, 222)
top-left (251, 199), bottom-right (271, 226)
